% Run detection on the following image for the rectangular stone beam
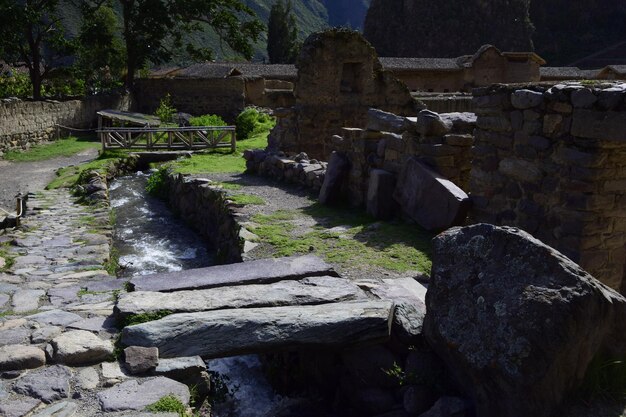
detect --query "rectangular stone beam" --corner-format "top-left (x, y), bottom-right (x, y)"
top-left (116, 276), bottom-right (367, 317)
top-left (129, 255), bottom-right (337, 292)
top-left (121, 301), bottom-right (394, 359)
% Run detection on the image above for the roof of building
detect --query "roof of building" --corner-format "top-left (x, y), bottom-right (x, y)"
top-left (145, 62), bottom-right (297, 80)
top-left (379, 57), bottom-right (462, 72)
top-left (380, 45), bottom-right (546, 72)
top-left (540, 67), bottom-right (586, 78)
top-left (97, 109), bottom-right (161, 127)
top-left (602, 65), bottom-right (626, 75)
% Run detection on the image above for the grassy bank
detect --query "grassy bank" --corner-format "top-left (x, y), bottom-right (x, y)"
top-left (4, 136), bottom-right (100, 162)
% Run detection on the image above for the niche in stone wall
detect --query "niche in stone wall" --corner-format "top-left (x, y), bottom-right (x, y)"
top-left (340, 62), bottom-right (365, 94)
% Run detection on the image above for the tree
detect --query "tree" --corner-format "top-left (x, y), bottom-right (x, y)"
top-left (76, 4), bottom-right (125, 93)
top-left (0, 0), bottom-right (75, 99)
top-left (267, 0), bottom-right (299, 64)
top-left (86, 0), bottom-right (264, 89)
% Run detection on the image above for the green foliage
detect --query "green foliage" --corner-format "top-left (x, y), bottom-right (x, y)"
top-left (579, 354), bottom-right (626, 401)
top-left (267, 0), bottom-right (300, 64)
top-left (76, 4), bottom-right (125, 94)
top-left (84, 0), bottom-right (264, 87)
top-left (47, 149), bottom-right (131, 190)
top-left (0, 242), bottom-right (15, 272)
top-left (235, 107), bottom-right (275, 141)
top-left (145, 395), bottom-right (188, 414)
top-left (228, 194), bottom-right (265, 205)
top-left (146, 166), bottom-right (171, 199)
top-left (155, 94), bottom-right (178, 124)
top-left (117, 310), bottom-right (174, 329)
top-left (0, 70), bottom-right (31, 99)
top-left (3, 136), bottom-right (99, 162)
top-left (251, 204), bottom-right (433, 274)
top-left (0, 0), bottom-right (76, 99)
top-left (189, 114), bottom-right (227, 127)
top-left (104, 247), bottom-right (120, 276)
top-left (208, 370), bottom-right (239, 405)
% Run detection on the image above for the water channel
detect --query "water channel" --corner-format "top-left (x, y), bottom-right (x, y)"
top-left (110, 171), bottom-right (290, 417)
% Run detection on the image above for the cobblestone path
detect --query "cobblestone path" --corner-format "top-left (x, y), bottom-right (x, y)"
top-left (0, 191), bottom-right (191, 417)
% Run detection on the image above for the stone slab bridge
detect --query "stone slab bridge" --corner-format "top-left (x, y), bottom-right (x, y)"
top-left (119, 255), bottom-right (425, 359)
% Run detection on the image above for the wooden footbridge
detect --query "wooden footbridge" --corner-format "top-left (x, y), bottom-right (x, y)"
top-left (96, 109), bottom-right (236, 152)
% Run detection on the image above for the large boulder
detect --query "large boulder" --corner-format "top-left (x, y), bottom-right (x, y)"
top-left (366, 169), bottom-right (398, 220)
top-left (424, 224), bottom-right (626, 417)
top-left (393, 158), bottom-right (470, 231)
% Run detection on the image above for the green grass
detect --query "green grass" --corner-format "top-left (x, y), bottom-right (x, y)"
top-left (228, 194), bottom-right (265, 205)
top-left (145, 395), bottom-right (189, 415)
top-left (0, 242), bottom-right (15, 272)
top-left (4, 136), bottom-right (100, 162)
top-left (167, 129), bottom-right (268, 175)
top-left (46, 149), bottom-right (130, 189)
top-left (251, 203), bottom-right (434, 275)
top-left (117, 310), bottom-right (174, 329)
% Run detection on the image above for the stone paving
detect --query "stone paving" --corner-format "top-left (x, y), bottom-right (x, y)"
top-left (0, 190), bottom-right (193, 417)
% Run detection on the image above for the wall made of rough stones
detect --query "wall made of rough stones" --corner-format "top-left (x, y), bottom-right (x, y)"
top-left (470, 82), bottom-right (626, 291)
top-left (0, 94), bottom-right (131, 157)
top-left (268, 29), bottom-right (423, 160)
top-left (166, 174), bottom-right (245, 264)
top-left (134, 78), bottom-right (246, 123)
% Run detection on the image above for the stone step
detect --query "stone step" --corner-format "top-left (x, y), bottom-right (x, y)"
top-left (116, 276), bottom-right (367, 317)
top-left (129, 254), bottom-right (337, 292)
top-left (121, 300), bottom-right (394, 359)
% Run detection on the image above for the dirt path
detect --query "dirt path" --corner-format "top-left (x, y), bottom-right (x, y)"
top-left (0, 148), bottom-right (99, 212)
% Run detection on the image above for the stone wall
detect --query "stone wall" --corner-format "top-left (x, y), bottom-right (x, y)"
top-left (165, 174), bottom-right (245, 264)
top-left (134, 78), bottom-right (246, 123)
top-left (470, 82), bottom-right (626, 291)
top-left (333, 109), bottom-right (476, 208)
top-left (0, 94), bottom-right (131, 156)
top-left (268, 29), bottom-right (423, 160)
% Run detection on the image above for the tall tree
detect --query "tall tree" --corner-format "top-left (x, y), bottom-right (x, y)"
top-left (0, 0), bottom-right (75, 99)
top-left (85, 0), bottom-right (264, 89)
top-left (267, 0), bottom-right (299, 64)
top-left (76, 3), bottom-right (125, 93)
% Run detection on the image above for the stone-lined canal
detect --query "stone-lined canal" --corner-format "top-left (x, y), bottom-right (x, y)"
top-left (110, 171), bottom-right (288, 416)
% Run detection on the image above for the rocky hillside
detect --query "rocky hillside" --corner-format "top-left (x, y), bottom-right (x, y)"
top-left (363, 0), bottom-right (626, 66)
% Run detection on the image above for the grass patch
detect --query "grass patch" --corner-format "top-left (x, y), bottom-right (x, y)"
top-left (4, 136), bottom-right (100, 162)
top-left (145, 395), bottom-right (189, 415)
top-left (579, 354), bottom-right (626, 401)
top-left (0, 242), bottom-right (15, 272)
top-left (251, 204), bottom-right (433, 275)
top-left (117, 310), bottom-right (174, 329)
top-left (228, 194), bottom-right (265, 206)
top-left (46, 149), bottom-right (130, 189)
top-left (145, 166), bottom-right (170, 198)
top-left (104, 247), bottom-right (120, 276)
top-left (167, 128), bottom-right (269, 175)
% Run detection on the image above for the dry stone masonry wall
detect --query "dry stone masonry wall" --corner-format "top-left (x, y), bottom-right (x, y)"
top-left (471, 82), bottom-right (626, 291)
top-left (0, 94), bottom-right (131, 156)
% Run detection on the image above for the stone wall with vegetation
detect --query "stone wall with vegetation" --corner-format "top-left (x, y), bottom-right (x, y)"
top-left (166, 174), bottom-right (244, 264)
top-left (0, 94), bottom-right (131, 157)
top-left (134, 78), bottom-right (246, 123)
top-left (471, 82), bottom-right (626, 291)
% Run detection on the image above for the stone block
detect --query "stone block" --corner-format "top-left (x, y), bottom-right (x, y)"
top-left (366, 108), bottom-right (410, 133)
top-left (124, 346), bottom-right (159, 375)
top-left (319, 152), bottom-right (350, 205)
top-left (366, 169), bottom-right (398, 220)
top-left (498, 158), bottom-right (543, 183)
top-left (393, 158), bottom-right (470, 231)
top-left (476, 115), bottom-right (512, 133)
top-left (511, 89), bottom-right (544, 109)
top-left (571, 110), bottom-right (626, 141)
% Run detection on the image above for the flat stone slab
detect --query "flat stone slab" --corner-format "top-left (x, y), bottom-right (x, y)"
top-left (97, 376), bottom-right (190, 411)
top-left (11, 289), bottom-right (45, 313)
top-left (130, 255), bottom-right (336, 292)
top-left (0, 397), bottom-right (41, 417)
top-left (49, 330), bottom-right (114, 366)
top-left (117, 276), bottom-right (366, 316)
top-left (0, 345), bottom-right (46, 371)
top-left (26, 310), bottom-right (82, 327)
top-left (122, 300), bottom-right (394, 359)
top-left (13, 365), bottom-right (72, 403)
top-left (30, 401), bottom-right (78, 417)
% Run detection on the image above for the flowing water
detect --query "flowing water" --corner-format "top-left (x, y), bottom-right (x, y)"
top-left (110, 171), bottom-right (291, 417)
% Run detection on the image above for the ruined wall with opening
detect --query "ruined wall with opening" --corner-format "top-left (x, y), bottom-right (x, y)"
top-left (0, 94), bottom-right (131, 157)
top-left (470, 82), bottom-right (626, 291)
top-left (268, 29), bottom-right (424, 160)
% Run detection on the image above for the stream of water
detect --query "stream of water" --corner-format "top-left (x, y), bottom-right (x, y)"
top-left (110, 171), bottom-right (290, 417)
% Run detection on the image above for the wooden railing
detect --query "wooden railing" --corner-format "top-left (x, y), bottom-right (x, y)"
top-left (98, 126), bottom-right (236, 152)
